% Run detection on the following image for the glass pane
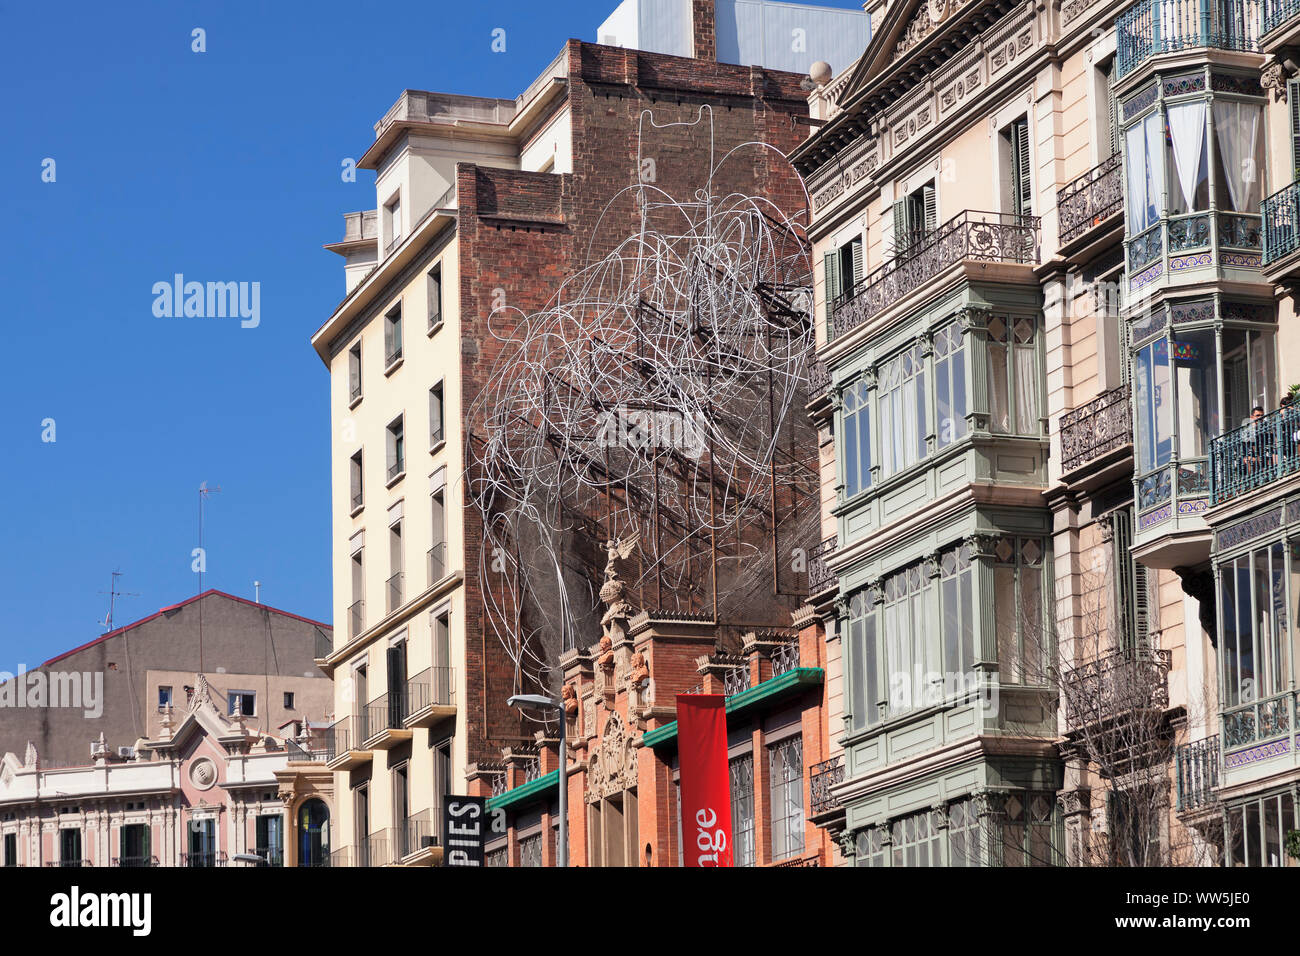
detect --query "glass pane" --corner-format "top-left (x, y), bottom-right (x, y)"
top-left (995, 568), bottom-right (1019, 683)
top-left (1172, 330), bottom-right (1218, 457)
top-left (989, 343), bottom-right (1010, 434)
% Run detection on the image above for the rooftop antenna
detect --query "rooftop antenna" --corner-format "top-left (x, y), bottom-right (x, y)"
top-left (98, 570), bottom-right (140, 631)
top-left (254, 580), bottom-right (261, 604)
top-left (198, 482), bottom-right (221, 673)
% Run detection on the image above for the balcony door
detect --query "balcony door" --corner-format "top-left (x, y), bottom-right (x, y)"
top-left (120, 823), bottom-right (149, 867)
top-left (387, 641), bottom-right (407, 726)
top-left (187, 819), bottom-right (215, 867)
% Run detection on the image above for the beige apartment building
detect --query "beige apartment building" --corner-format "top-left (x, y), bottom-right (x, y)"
top-left (797, 0), bottom-right (1300, 865)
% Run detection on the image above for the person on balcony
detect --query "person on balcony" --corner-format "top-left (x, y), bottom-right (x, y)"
top-left (1242, 406), bottom-right (1276, 479)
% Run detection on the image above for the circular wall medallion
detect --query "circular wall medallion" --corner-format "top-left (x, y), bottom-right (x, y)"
top-left (189, 757), bottom-right (218, 791)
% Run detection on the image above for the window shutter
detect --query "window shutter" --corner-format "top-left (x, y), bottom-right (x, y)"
top-left (1110, 507), bottom-right (1150, 653)
top-left (823, 250), bottom-right (840, 326)
top-left (1013, 119), bottom-right (1032, 217)
top-left (1290, 78), bottom-right (1300, 178)
top-left (892, 199), bottom-right (908, 257)
top-left (922, 184), bottom-right (937, 234)
top-left (851, 237), bottom-right (864, 286)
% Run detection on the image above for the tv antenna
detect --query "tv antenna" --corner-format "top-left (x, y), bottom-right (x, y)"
top-left (99, 570), bottom-right (140, 631)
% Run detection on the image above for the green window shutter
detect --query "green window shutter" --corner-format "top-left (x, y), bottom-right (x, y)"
top-left (922, 183), bottom-right (937, 233)
top-left (1110, 507), bottom-right (1148, 654)
top-left (851, 237), bottom-right (864, 286)
top-left (824, 250), bottom-right (841, 325)
top-left (1012, 119), bottom-right (1032, 217)
top-left (892, 199), bottom-right (908, 257)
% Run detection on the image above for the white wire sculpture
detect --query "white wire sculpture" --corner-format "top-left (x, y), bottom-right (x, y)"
top-left (465, 106), bottom-right (817, 711)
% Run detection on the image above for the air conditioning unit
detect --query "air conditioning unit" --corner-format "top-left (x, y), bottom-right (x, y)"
top-left (117, 746), bottom-right (136, 758)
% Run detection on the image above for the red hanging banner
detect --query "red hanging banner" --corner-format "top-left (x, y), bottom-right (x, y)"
top-left (676, 694), bottom-right (733, 867)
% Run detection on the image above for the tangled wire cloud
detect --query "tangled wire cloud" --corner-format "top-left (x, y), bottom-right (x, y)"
top-left (465, 107), bottom-right (815, 707)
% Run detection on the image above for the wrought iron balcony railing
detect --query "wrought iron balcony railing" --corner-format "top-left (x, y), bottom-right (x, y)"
top-left (365, 690), bottom-right (409, 740)
top-left (1059, 384), bottom-right (1132, 474)
top-left (349, 599), bottom-right (364, 638)
top-left (1209, 403), bottom-right (1300, 504)
top-left (807, 536), bottom-right (837, 595)
top-left (1058, 154), bottom-right (1124, 245)
top-left (1222, 690), bottom-right (1292, 751)
top-left (1262, 0), bottom-right (1300, 34)
top-left (1117, 0), bottom-right (1262, 77)
top-left (407, 666), bottom-right (455, 712)
top-left (830, 210), bottom-right (1040, 341)
top-left (253, 846), bottom-right (284, 867)
top-left (47, 859), bottom-right (87, 868)
top-left (112, 855), bottom-right (157, 867)
top-left (807, 360), bottom-right (830, 400)
top-left (770, 640), bottom-right (800, 677)
top-left (1262, 180), bottom-right (1300, 266)
top-left (1175, 735), bottom-right (1219, 811)
top-left (181, 851), bottom-right (227, 868)
top-left (809, 755), bottom-right (844, 815)
top-left (1063, 647), bottom-right (1172, 729)
top-left (323, 715), bottom-right (359, 761)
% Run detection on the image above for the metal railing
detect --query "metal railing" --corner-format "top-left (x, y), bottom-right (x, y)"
top-left (323, 715), bottom-right (357, 761)
top-left (809, 755), bottom-right (844, 814)
top-left (351, 488), bottom-right (363, 510)
top-left (349, 600), bottom-right (364, 638)
top-left (1059, 384), bottom-right (1132, 473)
top-left (387, 571), bottom-right (405, 613)
top-left (807, 360), bottom-right (830, 400)
top-left (522, 757), bottom-right (542, 783)
top-left (430, 422), bottom-right (445, 448)
top-left (1175, 735), bottom-right (1220, 811)
top-left (1062, 647), bottom-right (1171, 729)
top-left (427, 542), bottom-right (447, 586)
top-left (385, 338), bottom-right (403, 367)
top-left (1222, 690), bottom-right (1292, 751)
top-left (830, 210), bottom-right (1040, 341)
top-left (181, 851), bottom-right (227, 868)
top-left (807, 536), bottom-right (837, 595)
top-left (1117, 0), bottom-right (1261, 76)
top-left (1058, 154), bottom-right (1124, 244)
top-left (397, 810), bottom-right (440, 859)
top-left (253, 846), bottom-right (284, 867)
top-left (407, 666), bottom-right (455, 713)
top-left (328, 847), bottom-right (350, 868)
top-left (285, 739), bottom-right (329, 762)
top-left (723, 666), bottom-right (750, 697)
top-left (1262, 180), bottom-right (1300, 265)
top-left (47, 859), bottom-right (87, 868)
top-left (490, 772), bottom-right (509, 797)
top-left (365, 690), bottom-right (409, 740)
top-left (112, 855), bottom-right (157, 867)
top-left (770, 640), bottom-right (800, 677)
top-left (349, 379), bottom-right (362, 403)
top-left (1264, 0), bottom-right (1300, 32)
top-left (357, 831), bottom-right (390, 868)
top-left (388, 458), bottom-right (405, 481)
top-left (1209, 403), bottom-right (1300, 504)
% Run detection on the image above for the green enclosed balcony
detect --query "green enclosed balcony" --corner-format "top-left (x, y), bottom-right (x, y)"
top-left (1117, 0), bottom-right (1262, 79)
top-left (1209, 402), bottom-right (1300, 504)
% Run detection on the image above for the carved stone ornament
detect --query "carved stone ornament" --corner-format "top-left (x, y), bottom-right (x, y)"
top-left (1262, 63), bottom-right (1287, 102)
top-left (561, 682), bottom-right (579, 717)
top-left (586, 712), bottom-right (638, 803)
top-left (629, 650), bottom-right (650, 687)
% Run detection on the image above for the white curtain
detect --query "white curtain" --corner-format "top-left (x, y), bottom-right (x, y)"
top-left (1167, 101), bottom-right (1206, 214)
top-left (1015, 345), bottom-right (1039, 435)
top-left (1214, 101), bottom-right (1261, 211)
top-left (1126, 122), bottom-right (1148, 228)
top-left (1144, 112), bottom-right (1166, 226)
top-left (988, 344), bottom-right (1010, 433)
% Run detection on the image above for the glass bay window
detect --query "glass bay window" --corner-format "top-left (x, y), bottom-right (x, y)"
top-left (1121, 69), bottom-right (1265, 281)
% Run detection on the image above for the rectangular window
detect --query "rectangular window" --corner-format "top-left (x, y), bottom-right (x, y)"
top-left (158, 686), bottom-right (172, 710)
top-left (891, 809), bottom-right (943, 866)
top-left (1212, 101), bottom-right (1263, 213)
top-left (1000, 792), bottom-right (1056, 866)
top-left (894, 182), bottom-right (936, 257)
top-left (430, 480), bottom-right (446, 584)
top-left (255, 814), bottom-right (284, 867)
top-left (385, 195), bottom-right (402, 248)
top-left (387, 416), bottom-right (405, 481)
top-left (1226, 792), bottom-right (1296, 866)
top-left (993, 536), bottom-right (1047, 684)
top-left (877, 343), bottom-right (927, 479)
top-left (350, 547), bottom-right (365, 636)
top-left (384, 304), bottom-right (403, 366)
top-left (354, 784), bottom-right (370, 864)
top-left (119, 823), bottom-right (150, 867)
top-left (348, 342), bottom-right (362, 403)
top-left (3, 832), bottom-right (15, 867)
top-left (1221, 541), bottom-right (1287, 709)
top-left (729, 754), bottom-right (755, 867)
top-left (227, 690), bottom-right (256, 717)
top-left (1167, 101), bottom-right (1209, 215)
top-left (939, 543), bottom-right (975, 681)
top-left (485, 846), bottom-right (508, 867)
top-left (350, 450), bottom-right (363, 510)
top-left (187, 819), bottom-right (216, 867)
top-left (987, 315), bottom-right (1040, 436)
top-left (882, 562), bottom-right (939, 715)
top-left (430, 382), bottom-right (445, 448)
top-left (823, 236), bottom-right (863, 324)
top-left (1002, 117), bottom-right (1032, 217)
top-left (948, 799), bottom-right (982, 867)
top-left (841, 380), bottom-right (871, 497)
top-left (1134, 336), bottom-right (1172, 473)
top-left (1124, 110), bottom-right (1165, 233)
top-left (846, 588), bottom-right (880, 731)
top-left (768, 736), bottom-right (804, 861)
top-left (283, 691), bottom-right (295, 710)
top-left (59, 828), bottom-right (82, 867)
top-left (428, 263), bottom-right (443, 331)
top-left (389, 518), bottom-right (404, 612)
top-left (934, 320), bottom-right (967, 448)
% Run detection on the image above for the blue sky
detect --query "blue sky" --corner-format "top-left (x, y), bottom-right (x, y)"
top-left (0, 0), bottom-right (863, 668)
